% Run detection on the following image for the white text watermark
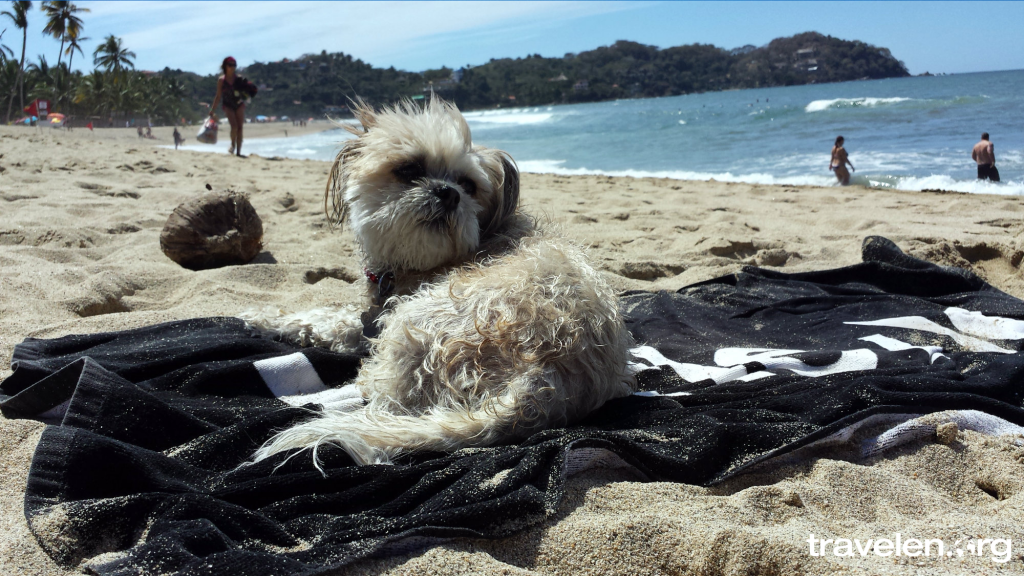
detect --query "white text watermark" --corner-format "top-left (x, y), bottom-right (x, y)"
top-left (807, 533), bottom-right (1011, 563)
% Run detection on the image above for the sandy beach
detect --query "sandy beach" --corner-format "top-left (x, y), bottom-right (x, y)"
top-left (3, 123), bottom-right (1024, 575)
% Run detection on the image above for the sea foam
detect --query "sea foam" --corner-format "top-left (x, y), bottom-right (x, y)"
top-left (517, 160), bottom-right (838, 188)
top-left (877, 174), bottom-right (1024, 196)
top-left (805, 97), bottom-right (914, 113)
top-left (463, 108), bottom-right (556, 126)
top-left (518, 160), bottom-right (1024, 195)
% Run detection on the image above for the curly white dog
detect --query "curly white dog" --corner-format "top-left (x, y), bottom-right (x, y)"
top-left (243, 97), bottom-right (635, 466)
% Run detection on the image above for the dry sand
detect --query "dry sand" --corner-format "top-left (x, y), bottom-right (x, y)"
top-left (3, 123), bottom-right (1024, 575)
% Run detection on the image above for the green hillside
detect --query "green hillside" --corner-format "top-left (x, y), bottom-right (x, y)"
top-left (3, 31), bottom-right (907, 124)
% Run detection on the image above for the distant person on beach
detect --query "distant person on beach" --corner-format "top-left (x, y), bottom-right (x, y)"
top-left (173, 127), bottom-right (184, 149)
top-left (972, 133), bottom-right (999, 182)
top-left (210, 56), bottom-right (257, 157)
top-left (829, 136), bottom-right (855, 185)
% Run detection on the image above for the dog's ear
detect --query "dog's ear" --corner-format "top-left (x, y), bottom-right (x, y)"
top-left (324, 138), bottom-right (363, 230)
top-left (479, 150), bottom-right (520, 237)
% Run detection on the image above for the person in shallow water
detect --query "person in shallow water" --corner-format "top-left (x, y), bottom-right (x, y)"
top-left (972, 132), bottom-right (999, 182)
top-left (830, 136), bottom-right (855, 185)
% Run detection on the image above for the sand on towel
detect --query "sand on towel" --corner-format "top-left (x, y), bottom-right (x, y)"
top-left (3, 124), bottom-right (1024, 575)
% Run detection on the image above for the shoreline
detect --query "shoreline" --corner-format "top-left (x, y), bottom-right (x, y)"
top-left (1, 119), bottom-right (337, 147)
top-left (4, 126), bottom-right (1024, 575)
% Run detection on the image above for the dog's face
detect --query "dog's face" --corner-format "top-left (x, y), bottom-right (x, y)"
top-left (326, 98), bottom-right (519, 272)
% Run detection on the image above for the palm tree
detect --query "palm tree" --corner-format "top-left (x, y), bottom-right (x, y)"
top-left (75, 67), bottom-right (105, 114)
top-left (1, 59), bottom-right (18, 105)
top-left (0, 30), bottom-right (13, 66)
top-left (59, 27), bottom-right (85, 110)
top-left (110, 70), bottom-right (144, 118)
top-left (25, 53), bottom-right (54, 102)
top-left (2, 1), bottom-right (31, 122)
top-left (61, 28), bottom-right (82, 66)
top-left (25, 51), bottom-right (47, 75)
top-left (40, 1), bottom-right (88, 69)
top-left (93, 34), bottom-right (134, 74)
top-left (40, 2), bottom-right (64, 62)
top-left (58, 1), bottom-right (85, 67)
top-left (24, 54), bottom-right (58, 111)
top-left (62, 29), bottom-right (85, 70)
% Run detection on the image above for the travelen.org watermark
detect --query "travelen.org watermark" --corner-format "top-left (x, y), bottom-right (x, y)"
top-left (807, 533), bottom-right (1011, 563)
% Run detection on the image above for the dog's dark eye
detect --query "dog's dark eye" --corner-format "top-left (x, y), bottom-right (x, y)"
top-left (394, 161), bottom-right (425, 183)
top-left (457, 177), bottom-right (477, 196)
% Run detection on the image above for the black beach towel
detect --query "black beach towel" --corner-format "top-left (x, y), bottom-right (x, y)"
top-left (5, 236), bottom-right (1024, 576)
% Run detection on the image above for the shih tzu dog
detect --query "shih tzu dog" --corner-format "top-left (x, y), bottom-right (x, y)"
top-left (242, 97), bottom-right (634, 466)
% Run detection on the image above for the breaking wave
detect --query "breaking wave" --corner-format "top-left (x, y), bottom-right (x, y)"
top-left (805, 97), bottom-right (915, 112)
top-left (463, 107), bottom-right (557, 126)
top-left (519, 159), bottom-right (1024, 195)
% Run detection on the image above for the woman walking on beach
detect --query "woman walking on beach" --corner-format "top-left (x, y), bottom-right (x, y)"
top-left (210, 56), bottom-right (253, 157)
top-left (830, 136), bottom-right (855, 185)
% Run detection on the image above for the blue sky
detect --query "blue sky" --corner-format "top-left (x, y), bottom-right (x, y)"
top-left (5, 1), bottom-right (1024, 76)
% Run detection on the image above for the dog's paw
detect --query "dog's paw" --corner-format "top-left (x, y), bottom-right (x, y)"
top-left (240, 306), bottom-right (364, 352)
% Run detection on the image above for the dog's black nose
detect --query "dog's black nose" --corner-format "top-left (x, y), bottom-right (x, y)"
top-left (432, 184), bottom-right (460, 211)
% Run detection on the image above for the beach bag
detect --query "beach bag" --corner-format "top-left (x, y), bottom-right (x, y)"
top-left (244, 78), bottom-right (258, 98)
top-left (196, 117), bottom-right (218, 145)
top-left (991, 165), bottom-right (1001, 182)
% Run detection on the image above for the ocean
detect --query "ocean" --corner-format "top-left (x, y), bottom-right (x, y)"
top-left (179, 69), bottom-right (1024, 195)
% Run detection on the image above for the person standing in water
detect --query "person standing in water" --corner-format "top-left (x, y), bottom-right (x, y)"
top-left (210, 56), bottom-right (254, 157)
top-left (829, 136), bottom-right (855, 185)
top-left (972, 132), bottom-right (999, 181)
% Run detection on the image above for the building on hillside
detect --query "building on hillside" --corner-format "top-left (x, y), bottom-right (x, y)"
top-left (793, 47), bottom-right (819, 72)
top-left (423, 78), bottom-right (458, 93)
top-left (573, 79), bottom-right (589, 92)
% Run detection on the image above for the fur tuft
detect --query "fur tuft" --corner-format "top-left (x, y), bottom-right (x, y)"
top-left (240, 306), bottom-right (363, 352)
